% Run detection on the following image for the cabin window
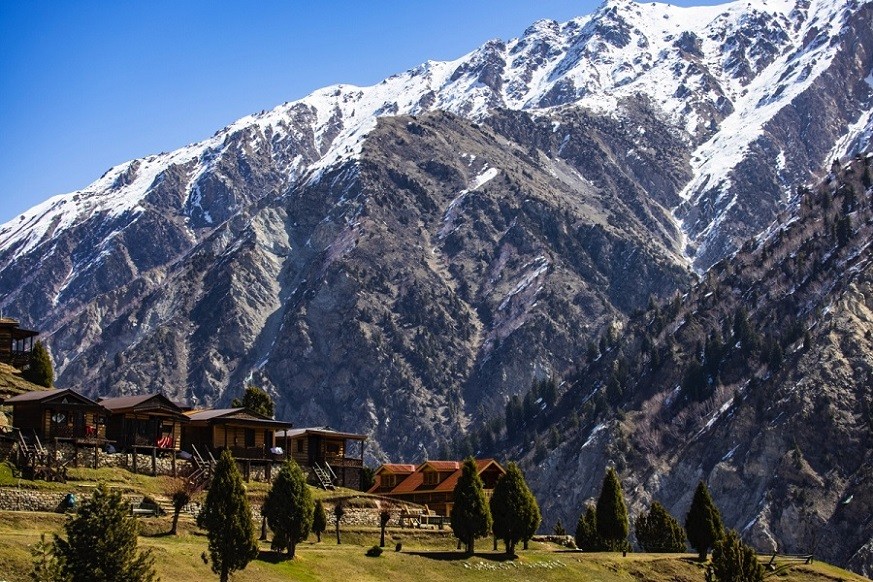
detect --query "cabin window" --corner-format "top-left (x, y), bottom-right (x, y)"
top-left (264, 430), bottom-right (273, 448)
top-left (326, 443), bottom-right (340, 454)
top-left (423, 471), bottom-right (438, 486)
top-left (382, 474), bottom-right (396, 488)
top-left (244, 428), bottom-right (255, 448)
top-left (296, 439), bottom-right (304, 453)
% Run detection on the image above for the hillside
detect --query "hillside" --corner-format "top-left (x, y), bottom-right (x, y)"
top-left (0, 364), bottom-right (48, 429)
top-left (0, 0), bottom-right (871, 464)
top-left (500, 155), bottom-right (873, 574)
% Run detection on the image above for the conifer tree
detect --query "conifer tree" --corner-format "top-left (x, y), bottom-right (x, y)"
top-left (685, 481), bottom-right (725, 561)
top-left (574, 504), bottom-right (603, 551)
top-left (450, 457), bottom-right (492, 554)
top-left (312, 499), bottom-right (327, 542)
top-left (596, 467), bottom-right (629, 551)
top-left (489, 462), bottom-right (541, 556)
top-left (635, 501), bottom-right (686, 552)
top-left (231, 384), bottom-right (274, 418)
top-left (705, 529), bottom-right (764, 582)
top-left (262, 460), bottom-right (314, 558)
top-left (24, 341), bottom-right (54, 388)
top-left (50, 484), bottom-right (156, 582)
top-left (198, 450), bottom-right (258, 581)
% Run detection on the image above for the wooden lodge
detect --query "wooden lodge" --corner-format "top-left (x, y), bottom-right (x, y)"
top-left (0, 317), bottom-right (39, 369)
top-left (2, 388), bottom-right (107, 444)
top-left (276, 427), bottom-right (367, 489)
top-left (99, 393), bottom-right (189, 452)
top-left (182, 407), bottom-right (291, 460)
top-left (369, 459), bottom-right (505, 516)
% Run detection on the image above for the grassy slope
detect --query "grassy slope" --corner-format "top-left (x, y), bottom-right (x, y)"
top-left (0, 510), bottom-right (867, 582)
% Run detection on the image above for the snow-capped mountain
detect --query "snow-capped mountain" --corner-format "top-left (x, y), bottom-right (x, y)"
top-left (0, 0), bottom-right (871, 539)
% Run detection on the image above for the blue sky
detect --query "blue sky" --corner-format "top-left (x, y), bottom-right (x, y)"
top-left (0, 1), bottom-right (723, 224)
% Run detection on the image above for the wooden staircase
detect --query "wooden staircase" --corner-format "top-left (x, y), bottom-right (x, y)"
top-left (313, 462), bottom-right (335, 490)
top-left (187, 445), bottom-right (215, 492)
top-left (15, 430), bottom-right (68, 482)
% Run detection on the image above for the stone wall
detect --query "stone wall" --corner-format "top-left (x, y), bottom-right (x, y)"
top-left (0, 489), bottom-right (67, 512)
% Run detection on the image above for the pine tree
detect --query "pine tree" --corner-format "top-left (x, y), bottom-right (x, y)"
top-left (312, 499), bottom-right (327, 542)
top-left (197, 450), bottom-right (258, 581)
top-left (231, 384), bottom-right (274, 418)
top-left (685, 481), bottom-right (725, 561)
top-left (705, 529), bottom-right (764, 582)
top-left (450, 457), bottom-right (492, 554)
top-left (635, 501), bottom-right (686, 553)
top-left (489, 462), bottom-right (541, 556)
top-left (50, 484), bottom-right (156, 582)
top-left (24, 341), bottom-right (54, 388)
top-left (596, 467), bottom-right (629, 551)
top-left (574, 504), bottom-right (604, 551)
top-left (262, 460), bottom-right (314, 558)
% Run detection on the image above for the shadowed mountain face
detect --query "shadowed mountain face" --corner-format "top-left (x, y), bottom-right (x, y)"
top-left (512, 154), bottom-right (873, 574)
top-left (0, 2), bottom-right (872, 559)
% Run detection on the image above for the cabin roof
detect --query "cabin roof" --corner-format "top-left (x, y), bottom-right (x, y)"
top-left (0, 317), bottom-right (39, 340)
top-left (2, 388), bottom-right (101, 407)
top-left (371, 458), bottom-right (504, 495)
top-left (375, 463), bottom-right (417, 475)
top-left (98, 393), bottom-right (189, 420)
top-left (185, 407), bottom-right (292, 428)
top-left (275, 426), bottom-right (366, 441)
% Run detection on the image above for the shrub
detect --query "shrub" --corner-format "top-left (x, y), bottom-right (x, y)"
top-left (366, 545), bottom-right (383, 557)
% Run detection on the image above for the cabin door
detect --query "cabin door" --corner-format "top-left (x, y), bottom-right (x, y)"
top-left (309, 436), bottom-right (321, 465)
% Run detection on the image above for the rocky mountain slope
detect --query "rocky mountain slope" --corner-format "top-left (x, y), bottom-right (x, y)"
top-left (507, 154), bottom-right (873, 573)
top-left (0, 0), bottom-right (871, 463)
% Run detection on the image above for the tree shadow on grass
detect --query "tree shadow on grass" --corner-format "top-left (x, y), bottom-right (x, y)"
top-left (257, 549), bottom-right (291, 563)
top-left (406, 551), bottom-right (518, 562)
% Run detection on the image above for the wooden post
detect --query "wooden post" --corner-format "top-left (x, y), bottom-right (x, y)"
top-left (266, 462), bottom-right (271, 482)
top-left (93, 441), bottom-right (98, 469)
top-left (74, 445), bottom-right (79, 468)
top-left (151, 446), bottom-right (157, 476)
top-left (133, 447), bottom-right (138, 474)
top-left (245, 460), bottom-right (251, 482)
top-left (172, 451), bottom-right (177, 477)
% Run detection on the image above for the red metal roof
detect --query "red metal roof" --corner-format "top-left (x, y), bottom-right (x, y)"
top-left (374, 459), bottom-right (504, 495)
top-left (376, 463), bottom-right (416, 474)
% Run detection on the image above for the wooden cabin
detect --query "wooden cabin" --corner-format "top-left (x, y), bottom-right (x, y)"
top-left (2, 388), bottom-right (107, 443)
top-left (182, 408), bottom-right (291, 460)
top-left (275, 426), bottom-right (367, 489)
top-left (369, 459), bottom-right (505, 516)
top-left (0, 318), bottom-right (39, 369)
top-left (369, 463), bottom-right (416, 494)
top-left (100, 394), bottom-right (188, 451)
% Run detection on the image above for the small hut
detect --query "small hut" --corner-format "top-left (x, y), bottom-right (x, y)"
top-left (2, 388), bottom-right (106, 443)
top-left (100, 393), bottom-right (188, 452)
top-left (0, 318), bottom-right (39, 369)
top-left (182, 408), bottom-right (291, 460)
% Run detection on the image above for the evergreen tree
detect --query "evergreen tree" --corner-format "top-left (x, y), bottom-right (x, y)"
top-left (312, 499), bottom-right (327, 542)
top-left (635, 501), bottom-right (686, 553)
top-left (24, 341), bottom-right (54, 388)
top-left (574, 504), bottom-right (604, 551)
top-left (262, 460), bottom-right (314, 558)
top-left (360, 466), bottom-right (376, 492)
top-left (231, 385), bottom-right (274, 418)
top-left (50, 484), bottom-right (156, 582)
top-left (705, 529), bottom-right (764, 582)
top-left (197, 450), bottom-right (258, 581)
top-left (450, 457), bottom-right (492, 554)
top-left (596, 467), bottom-right (629, 551)
top-left (685, 481), bottom-right (725, 561)
top-left (489, 462), bottom-right (541, 556)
